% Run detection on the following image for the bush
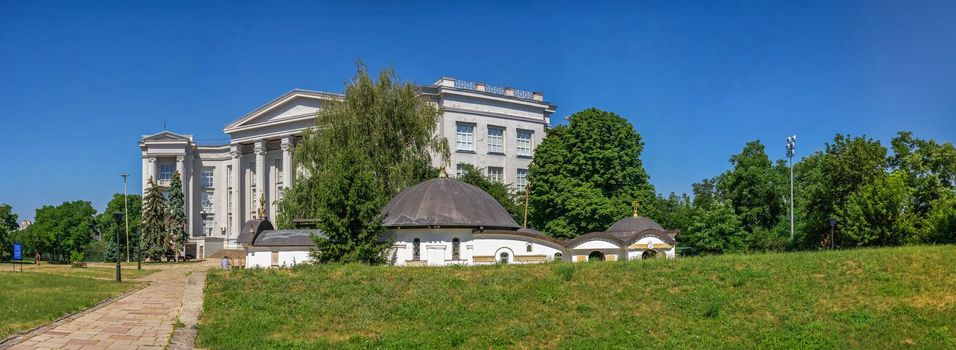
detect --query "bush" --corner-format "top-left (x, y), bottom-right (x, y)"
top-left (69, 251), bottom-right (86, 268)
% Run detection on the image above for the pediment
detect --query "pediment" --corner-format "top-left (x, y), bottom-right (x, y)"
top-left (141, 131), bottom-right (192, 143)
top-left (224, 89), bottom-right (341, 133)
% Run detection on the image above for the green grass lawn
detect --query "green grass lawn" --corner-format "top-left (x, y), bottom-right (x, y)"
top-left (197, 245), bottom-right (956, 349)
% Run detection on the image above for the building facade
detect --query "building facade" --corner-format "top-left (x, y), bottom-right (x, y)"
top-left (139, 77), bottom-right (556, 258)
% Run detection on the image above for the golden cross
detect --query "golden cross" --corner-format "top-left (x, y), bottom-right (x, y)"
top-left (632, 200), bottom-right (639, 217)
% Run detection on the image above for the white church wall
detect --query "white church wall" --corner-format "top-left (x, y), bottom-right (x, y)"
top-left (471, 234), bottom-right (566, 264)
top-left (385, 229), bottom-right (473, 266)
top-left (245, 246), bottom-right (313, 268)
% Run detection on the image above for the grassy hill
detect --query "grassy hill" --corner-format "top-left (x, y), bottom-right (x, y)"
top-left (196, 245), bottom-right (956, 349)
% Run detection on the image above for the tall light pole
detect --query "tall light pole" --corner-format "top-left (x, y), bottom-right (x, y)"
top-left (786, 135), bottom-right (797, 240)
top-left (121, 173), bottom-right (130, 262)
top-left (112, 211), bottom-right (124, 282)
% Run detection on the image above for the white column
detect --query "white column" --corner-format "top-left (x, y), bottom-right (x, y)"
top-left (255, 141), bottom-right (267, 219)
top-left (281, 137), bottom-right (294, 192)
top-left (184, 153), bottom-right (193, 238)
top-left (230, 147), bottom-right (242, 246)
top-left (144, 156), bottom-right (156, 189)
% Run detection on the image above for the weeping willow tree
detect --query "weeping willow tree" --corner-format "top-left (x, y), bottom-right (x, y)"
top-left (276, 63), bottom-right (445, 263)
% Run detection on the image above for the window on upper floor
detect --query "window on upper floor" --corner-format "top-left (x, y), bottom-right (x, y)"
top-left (159, 164), bottom-right (174, 182)
top-left (275, 159), bottom-right (283, 182)
top-left (517, 168), bottom-right (528, 191)
top-left (517, 130), bottom-right (533, 156)
top-left (487, 127), bottom-right (504, 153)
top-left (201, 191), bottom-right (214, 212)
top-left (202, 168), bottom-right (214, 188)
top-left (487, 166), bottom-right (504, 183)
top-left (456, 163), bottom-right (470, 178)
top-left (456, 124), bottom-right (474, 151)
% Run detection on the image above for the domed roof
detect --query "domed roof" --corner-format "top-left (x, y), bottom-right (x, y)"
top-left (383, 178), bottom-right (520, 230)
top-left (606, 215), bottom-right (665, 233)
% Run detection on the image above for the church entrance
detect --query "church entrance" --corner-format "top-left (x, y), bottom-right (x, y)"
top-left (588, 251), bottom-right (605, 262)
top-left (642, 250), bottom-right (657, 259)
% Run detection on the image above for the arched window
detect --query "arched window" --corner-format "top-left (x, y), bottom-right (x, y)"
top-left (452, 238), bottom-right (460, 260)
top-left (641, 250), bottom-right (656, 260)
top-left (526, 244), bottom-right (533, 252)
top-left (588, 251), bottom-right (605, 262)
top-left (554, 252), bottom-right (563, 260)
top-left (499, 252), bottom-right (510, 264)
top-left (413, 238), bottom-right (421, 260)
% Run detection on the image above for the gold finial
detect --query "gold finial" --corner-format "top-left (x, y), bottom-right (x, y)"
top-left (257, 193), bottom-right (266, 219)
top-left (438, 163), bottom-right (448, 178)
top-left (632, 200), bottom-right (639, 218)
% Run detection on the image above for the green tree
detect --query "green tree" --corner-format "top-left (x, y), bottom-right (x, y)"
top-left (96, 194), bottom-right (142, 262)
top-left (680, 202), bottom-right (746, 254)
top-left (277, 64), bottom-right (443, 263)
top-left (28, 201), bottom-right (96, 261)
top-left (644, 192), bottom-right (694, 234)
top-left (167, 172), bottom-right (187, 260)
top-left (527, 108), bottom-right (655, 239)
top-left (140, 178), bottom-right (168, 261)
top-left (890, 131), bottom-right (956, 239)
top-left (719, 141), bottom-right (788, 233)
top-left (0, 204), bottom-right (18, 260)
top-left (925, 191), bottom-right (956, 243)
top-left (836, 171), bottom-right (920, 246)
top-left (456, 164), bottom-right (523, 223)
top-left (796, 134), bottom-right (889, 248)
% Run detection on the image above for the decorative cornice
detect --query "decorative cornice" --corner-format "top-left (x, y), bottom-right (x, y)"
top-left (280, 143), bottom-right (294, 152)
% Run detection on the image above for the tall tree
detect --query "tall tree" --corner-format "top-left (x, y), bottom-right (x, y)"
top-left (836, 171), bottom-right (920, 246)
top-left (167, 172), bottom-right (187, 260)
top-left (276, 64), bottom-right (443, 263)
top-left (0, 204), bottom-right (18, 260)
top-left (28, 201), bottom-right (96, 261)
top-left (796, 134), bottom-right (888, 248)
top-left (96, 194), bottom-right (142, 261)
top-left (680, 202), bottom-right (746, 254)
top-left (719, 141), bottom-right (788, 233)
top-left (140, 178), bottom-right (168, 261)
top-left (456, 164), bottom-right (523, 223)
top-left (527, 108), bottom-right (655, 239)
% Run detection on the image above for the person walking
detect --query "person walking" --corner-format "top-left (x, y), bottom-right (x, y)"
top-left (221, 256), bottom-right (230, 270)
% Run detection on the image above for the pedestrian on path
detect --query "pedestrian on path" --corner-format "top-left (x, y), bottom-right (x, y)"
top-left (221, 256), bottom-right (230, 270)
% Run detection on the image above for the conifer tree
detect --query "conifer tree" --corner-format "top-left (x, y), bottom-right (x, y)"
top-left (167, 171), bottom-right (187, 261)
top-left (140, 178), bottom-right (168, 261)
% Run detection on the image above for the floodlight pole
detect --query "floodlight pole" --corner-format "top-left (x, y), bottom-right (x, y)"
top-left (786, 135), bottom-right (796, 240)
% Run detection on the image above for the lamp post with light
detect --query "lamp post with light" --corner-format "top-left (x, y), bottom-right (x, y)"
top-left (786, 135), bottom-right (796, 240)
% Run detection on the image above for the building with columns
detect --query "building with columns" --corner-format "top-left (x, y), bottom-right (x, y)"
top-left (140, 77), bottom-right (556, 258)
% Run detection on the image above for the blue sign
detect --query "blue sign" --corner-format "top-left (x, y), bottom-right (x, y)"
top-left (13, 242), bottom-right (22, 261)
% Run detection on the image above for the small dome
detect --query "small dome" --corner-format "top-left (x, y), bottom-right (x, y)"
top-left (606, 215), bottom-right (664, 233)
top-left (383, 178), bottom-right (520, 229)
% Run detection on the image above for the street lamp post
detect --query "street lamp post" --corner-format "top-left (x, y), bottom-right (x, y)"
top-left (786, 135), bottom-right (797, 240)
top-left (828, 217), bottom-right (836, 249)
top-left (112, 211), bottom-right (124, 282)
top-left (121, 174), bottom-right (130, 262)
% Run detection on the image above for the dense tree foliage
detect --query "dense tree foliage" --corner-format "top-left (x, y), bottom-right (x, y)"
top-left (0, 204), bottom-right (18, 260)
top-left (140, 178), bottom-right (169, 261)
top-left (527, 108), bottom-right (655, 239)
top-left (276, 64), bottom-right (443, 263)
top-left (680, 202), bottom-right (746, 254)
top-left (167, 172), bottom-right (187, 260)
top-left (21, 201), bottom-right (97, 262)
top-left (456, 164), bottom-right (523, 224)
top-left (96, 194), bottom-right (142, 261)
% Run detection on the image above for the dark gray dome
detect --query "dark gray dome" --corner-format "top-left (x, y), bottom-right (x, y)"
top-left (383, 178), bottom-right (520, 229)
top-left (606, 215), bottom-right (664, 233)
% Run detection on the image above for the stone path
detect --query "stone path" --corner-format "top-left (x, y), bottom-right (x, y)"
top-left (7, 261), bottom-right (215, 350)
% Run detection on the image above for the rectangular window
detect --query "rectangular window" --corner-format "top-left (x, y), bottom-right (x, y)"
top-left (227, 165), bottom-right (232, 188)
top-left (517, 168), bottom-right (528, 191)
top-left (487, 127), bottom-right (504, 154)
top-left (275, 159), bottom-right (283, 183)
top-left (202, 168), bottom-right (214, 188)
top-left (201, 191), bottom-right (214, 212)
top-left (517, 130), bottom-right (533, 156)
top-left (204, 218), bottom-right (214, 236)
top-left (456, 163), bottom-right (469, 177)
top-left (487, 166), bottom-right (504, 182)
top-left (456, 124), bottom-right (474, 151)
top-left (159, 164), bottom-right (174, 181)
top-left (249, 162), bottom-right (256, 186)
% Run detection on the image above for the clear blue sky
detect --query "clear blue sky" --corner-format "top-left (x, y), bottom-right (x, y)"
top-left (2, 1), bottom-right (954, 221)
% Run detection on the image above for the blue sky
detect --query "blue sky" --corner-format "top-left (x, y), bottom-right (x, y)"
top-left (1, 1), bottom-right (954, 221)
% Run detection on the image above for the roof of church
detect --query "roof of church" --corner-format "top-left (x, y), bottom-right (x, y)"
top-left (605, 215), bottom-right (665, 233)
top-left (382, 177), bottom-right (521, 230)
top-left (564, 214), bottom-right (678, 248)
top-left (251, 229), bottom-right (322, 246)
top-left (236, 219), bottom-right (274, 245)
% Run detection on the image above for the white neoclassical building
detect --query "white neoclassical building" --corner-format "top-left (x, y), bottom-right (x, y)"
top-left (140, 77), bottom-right (556, 259)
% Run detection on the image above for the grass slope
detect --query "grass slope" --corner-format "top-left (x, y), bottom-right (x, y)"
top-left (0, 269), bottom-right (139, 338)
top-left (197, 245), bottom-right (956, 349)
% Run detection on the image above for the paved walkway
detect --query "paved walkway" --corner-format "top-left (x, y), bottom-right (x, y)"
top-left (8, 261), bottom-right (215, 350)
